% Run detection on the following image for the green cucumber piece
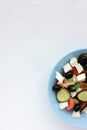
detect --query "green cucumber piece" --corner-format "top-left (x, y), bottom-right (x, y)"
top-left (56, 88), bottom-right (70, 102)
top-left (80, 53), bottom-right (87, 57)
top-left (77, 90), bottom-right (87, 102)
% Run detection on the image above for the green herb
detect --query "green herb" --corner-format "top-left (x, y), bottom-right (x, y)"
top-left (72, 83), bottom-right (87, 90)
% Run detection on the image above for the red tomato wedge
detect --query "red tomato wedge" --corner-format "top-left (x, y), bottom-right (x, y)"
top-left (80, 102), bottom-right (87, 110)
top-left (57, 82), bottom-right (69, 88)
top-left (80, 86), bottom-right (87, 90)
top-left (72, 67), bottom-right (78, 75)
top-left (66, 98), bottom-right (75, 110)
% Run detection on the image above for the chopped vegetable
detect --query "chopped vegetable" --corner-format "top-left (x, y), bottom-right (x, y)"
top-left (77, 90), bottom-right (87, 102)
top-left (80, 102), bottom-right (87, 111)
top-left (80, 53), bottom-right (87, 57)
top-left (57, 82), bottom-right (69, 88)
top-left (72, 67), bottom-right (79, 75)
top-left (72, 83), bottom-right (87, 91)
top-left (66, 98), bottom-right (75, 110)
top-left (80, 86), bottom-right (87, 90)
top-left (56, 88), bottom-right (70, 102)
top-left (71, 83), bottom-right (81, 90)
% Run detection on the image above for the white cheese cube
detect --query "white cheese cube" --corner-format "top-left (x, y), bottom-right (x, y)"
top-left (75, 63), bottom-right (84, 73)
top-left (72, 111), bottom-right (80, 118)
top-left (76, 88), bottom-right (81, 93)
top-left (71, 91), bottom-right (77, 97)
top-left (71, 88), bottom-right (81, 97)
top-left (55, 72), bottom-right (64, 83)
top-left (59, 102), bottom-right (68, 109)
top-left (70, 57), bottom-right (78, 67)
top-left (63, 63), bottom-right (72, 73)
top-left (77, 73), bottom-right (86, 82)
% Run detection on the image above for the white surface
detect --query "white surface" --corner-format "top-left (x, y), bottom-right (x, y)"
top-left (0, 0), bottom-right (87, 130)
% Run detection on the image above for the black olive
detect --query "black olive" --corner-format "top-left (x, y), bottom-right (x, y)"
top-left (65, 71), bottom-right (73, 79)
top-left (74, 104), bottom-right (80, 112)
top-left (78, 55), bottom-right (87, 66)
top-left (52, 85), bottom-right (61, 92)
top-left (83, 64), bottom-right (87, 70)
top-left (68, 85), bottom-right (76, 92)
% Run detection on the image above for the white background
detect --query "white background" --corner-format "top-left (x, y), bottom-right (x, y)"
top-left (0, 0), bottom-right (87, 130)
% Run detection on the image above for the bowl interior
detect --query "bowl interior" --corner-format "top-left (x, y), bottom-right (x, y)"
top-left (48, 49), bottom-right (87, 128)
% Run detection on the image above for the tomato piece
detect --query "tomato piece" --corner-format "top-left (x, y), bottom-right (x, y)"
top-left (72, 67), bottom-right (78, 75)
top-left (80, 86), bottom-right (87, 90)
top-left (66, 98), bottom-right (75, 110)
top-left (80, 102), bottom-right (87, 110)
top-left (79, 81), bottom-right (85, 84)
top-left (61, 82), bottom-right (69, 88)
top-left (57, 82), bottom-right (69, 88)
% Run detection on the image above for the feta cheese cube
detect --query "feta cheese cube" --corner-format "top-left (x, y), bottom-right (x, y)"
top-left (75, 63), bottom-right (84, 73)
top-left (72, 111), bottom-right (80, 118)
top-left (59, 102), bottom-right (68, 109)
top-left (71, 88), bottom-right (81, 97)
top-left (55, 72), bottom-right (64, 83)
top-left (70, 57), bottom-right (78, 67)
top-left (71, 91), bottom-right (77, 97)
top-left (63, 63), bottom-right (72, 73)
top-left (76, 88), bottom-right (81, 93)
top-left (77, 73), bottom-right (86, 82)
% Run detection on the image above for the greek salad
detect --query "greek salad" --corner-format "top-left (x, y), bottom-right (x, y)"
top-left (52, 53), bottom-right (87, 118)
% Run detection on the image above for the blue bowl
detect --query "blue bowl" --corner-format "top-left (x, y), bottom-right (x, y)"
top-left (48, 49), bottom-right (87, 128)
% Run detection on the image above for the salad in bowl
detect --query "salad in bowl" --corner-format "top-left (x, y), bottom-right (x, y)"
top-left (48, 49), bottom-right (87, 128)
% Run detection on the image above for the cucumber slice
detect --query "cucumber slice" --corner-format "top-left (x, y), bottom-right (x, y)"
top-left (80, 53), bottom-right (87, 57)
top-left (77, 90), bottom-right (87, 102)
top-left (56, 88), bottom-right (70, 102)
